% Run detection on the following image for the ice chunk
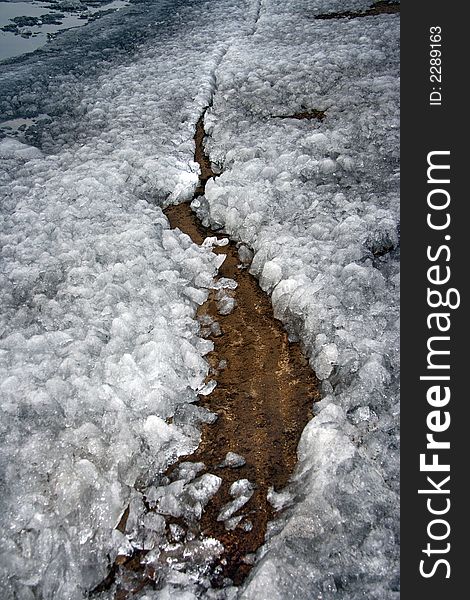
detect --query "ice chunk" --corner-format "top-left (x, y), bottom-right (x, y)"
top-left (196, 380), bottom-right (217, 396)
top-left (230, 479), bottom-right (254, 498)
top-left (184, 474), bottom-right (222, 506)
top-left (171, 462), bottom-right (205, 484)
top-left (313, 343), bottom-right (338, 380)
top-left (224, 515), bottom-right (243, 531)
top-left (217, 496), bottom-right (251, 523)
top-left (0, 138), bottom-right (43, 160)
top-left (238, 244), bottom-right (253, 265)
top-left (219, 452), bottom-right (246, 468)
top-left (183, 286), bottom-right (208, 305)
top-left (267, 487), bottom-right (293, 511)
top-left (202, 236), bottom-right (229, 248)
top-left (260, 260), bottom-right (283, 292)
top-left (142, 512), bottom-right (166, 534)
top-left (217, 479), bottom-right (254, 521)
top-left (212, 277), bottom-right (238, 290)
top-left (216, 290), bottom-right (237, 315)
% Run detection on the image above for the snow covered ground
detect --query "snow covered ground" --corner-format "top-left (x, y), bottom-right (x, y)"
top-left (0, 1), bottom-right (399, 599)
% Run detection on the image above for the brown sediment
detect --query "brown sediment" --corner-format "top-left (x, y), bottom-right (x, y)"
top-left (194, 115), bottom-right (219, 197)
top-left (315, 0), bottom-right (400, 20)
top-left (92, 111), bottom-right (319, 597)
top-left (273, 109), bottom-right (326, 121)
top-left (163, 202), bottom-right (319, 585)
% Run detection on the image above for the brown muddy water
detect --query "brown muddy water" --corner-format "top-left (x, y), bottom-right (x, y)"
top-left (93, 115), bottom-right (320, 597)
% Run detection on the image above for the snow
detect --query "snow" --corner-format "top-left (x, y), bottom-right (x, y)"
top-left (1, 0), bottom-right (399, 598)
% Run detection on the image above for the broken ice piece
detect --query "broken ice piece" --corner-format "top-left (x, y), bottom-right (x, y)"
top-left (217, 495), bottom-right (252, 522)
top-left (142, 512), bottom-right (166, 534)
top-left (217, 479), bottom-right (254, 522)
top-left (267, 486), bottom-right (293, 511)
top-left (238, 244), bottom-right (253, 266)
top-left (242, 520), bottom-right (253, 532)
top-left (213, 277), bottom-right (238, 290)
top-left (196, 380), bottom-right (216, 395)
top-left (155, 480), bottom-right (185, 518)
top-left (224, 515), bottom-right (243, 530)
top-left (145, 486), bottom-right (160, 508)
top-left (218, 452), bottom-right (246, 468)
top-left (202, 236), bottom-right (229, 248)
top-left (172, 461), bottom-right (205, 483)
top-left (111, 529), bottom-right (133, 559)
top-left (172, 403), bottom-right (218, 426)
top-left (141, 548), bottom-right (161, 566)
top-left (242, 553), bottom-right (256, 564)
top-left (217, 290), bottom-right (237, 315)
top-left (184, 473), bottom-right (222, 505)
top-left (210, 321), bottom-right (222, 336)
top-left (169, 523), bottom-right (186, 542)
top-left (230, 479), bottom-right (254, 497)
top-left (198, 314), bottom-right (213, 325)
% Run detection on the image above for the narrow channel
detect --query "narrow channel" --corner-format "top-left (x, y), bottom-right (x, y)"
top-left (96, 113), bottom-right (320, 597)
top-left (164, 113), bottom-right (319, 583)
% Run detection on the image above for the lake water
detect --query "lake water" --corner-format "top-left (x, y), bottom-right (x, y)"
top-left (0, 0), bottom-right (129, 62)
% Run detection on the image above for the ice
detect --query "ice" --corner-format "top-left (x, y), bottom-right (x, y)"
top-left (217, 479), bottom-right (255, 522)
top-left (1, 0), bottom-right (399, 597)
top-left (196, 380), bottom-right (217, 396)
top-left (216, 290), bottom-right (237, 316)
top-left (230, 479), bottom-right (255, 498)
top-left (185, 474), bottom-right (222, 507)
top-left (210, 321), bottom-right (223, 337)
top-left (142, 513), bottom-right (166, 534)
top-left (237, 243), bottom-right (253, 266)
top-left (153, 472), bottom-right (221, 522)
top-left (267, 487), bottom-right (293, 512)
top-left (212, 277), bottom-right (238, 290)
top-left (172, 403), bottom-right (218, 428)
top-left (219, 452), bottom-right (246, 468)
top-left (217, 496), bottom-right (251, 523)
top-left (313, 342), bottom-right (339, 380)
top-left (199, 314), bottom-right (223, 338)
top-left (260, 260), bottom-right (283, 292)
top-left (224, 516), bottom-right (243, 531)
top-left (202, 236), bottom-right (229, 249)
top-left (0, 137), bottom-right (42, 160)
top-left (172, 462), bottom-right (206, 484)
top-left (138, 537), bottom-right (226, 600)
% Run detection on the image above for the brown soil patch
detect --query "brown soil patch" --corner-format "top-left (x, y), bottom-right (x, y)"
top-left (274, 109), bottom-right (326, 121)
top-left (316, 1), bottom-right (400, 20)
